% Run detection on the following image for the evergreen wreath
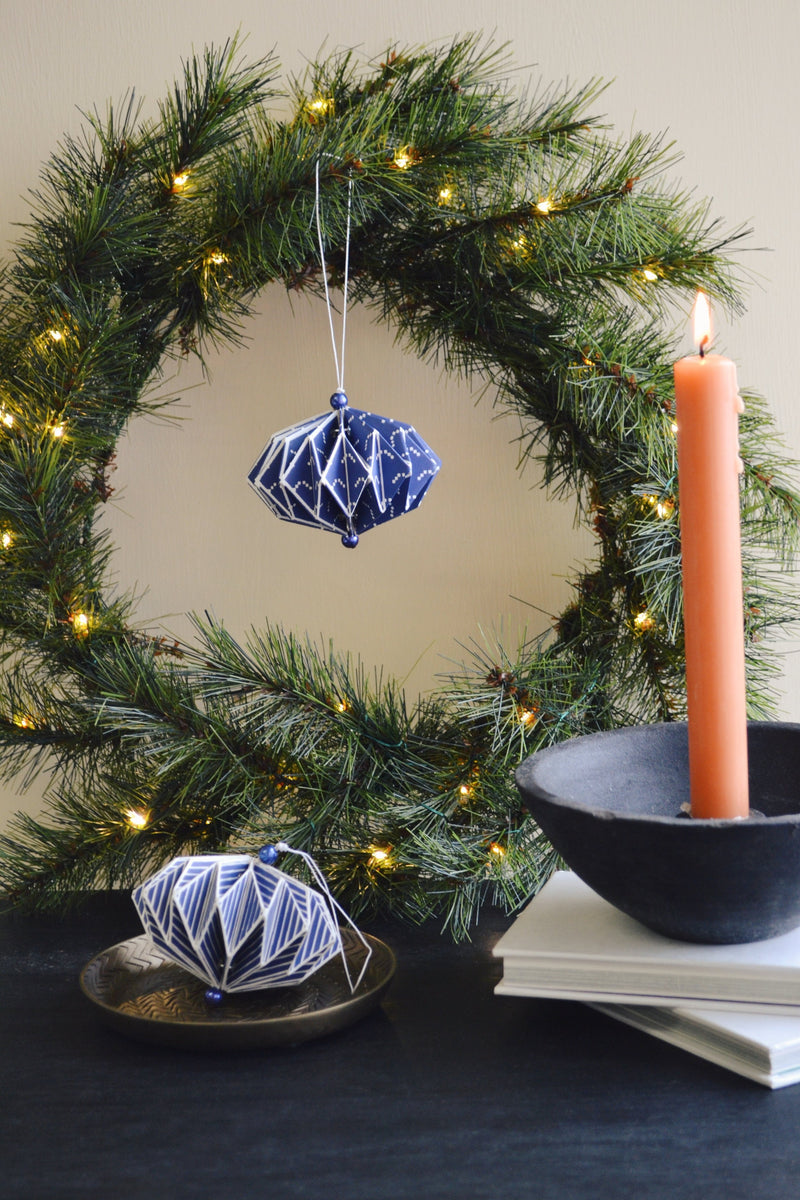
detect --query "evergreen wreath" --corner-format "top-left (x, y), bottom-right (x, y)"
top-left (1, 37), bottom-right (798, 934)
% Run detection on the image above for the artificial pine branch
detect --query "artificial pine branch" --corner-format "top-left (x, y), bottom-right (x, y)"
top-left (0, 37), bottom-right (797, 934)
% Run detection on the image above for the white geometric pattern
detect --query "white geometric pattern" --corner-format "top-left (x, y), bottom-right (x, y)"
top-left (132, 854), bottom-right (342, 994)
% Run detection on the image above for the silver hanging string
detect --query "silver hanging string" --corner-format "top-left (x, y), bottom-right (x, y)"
top-left (274, 841), bottom-right (373, 992)
top-left (314, 160), bottom-right (353, 394)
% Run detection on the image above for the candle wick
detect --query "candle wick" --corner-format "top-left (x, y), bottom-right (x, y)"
top-left (699, 339), bottom-right (707, 359)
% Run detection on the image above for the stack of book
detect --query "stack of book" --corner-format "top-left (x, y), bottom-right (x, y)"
top-left (493, 871), bottom-right (800, 1087)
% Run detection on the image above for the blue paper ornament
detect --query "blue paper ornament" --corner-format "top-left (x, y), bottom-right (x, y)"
top-left (248, 165), bottom-right (441, 547)
top-left (133, 853), bottom-right (343, 994)
top-left (248, 392), bottom-right (441, 547)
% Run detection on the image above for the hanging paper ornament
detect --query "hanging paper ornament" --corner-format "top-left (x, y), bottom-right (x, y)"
top-left (132, 850), bottom-right (350, 995)
top-left (248, 164), bottom-right (441, 547)
top-left (248, 391), bottom-right (441, 546)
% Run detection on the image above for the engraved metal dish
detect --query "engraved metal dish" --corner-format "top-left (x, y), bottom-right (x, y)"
top-left (80, 930), bottom-right (395, 1049)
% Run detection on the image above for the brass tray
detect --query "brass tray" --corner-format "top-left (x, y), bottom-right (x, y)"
top-left (80, 930), bottom-right (395, 1050)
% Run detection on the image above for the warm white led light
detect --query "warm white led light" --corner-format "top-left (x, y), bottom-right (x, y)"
top-left (126, 808), bottom-right (150, 830)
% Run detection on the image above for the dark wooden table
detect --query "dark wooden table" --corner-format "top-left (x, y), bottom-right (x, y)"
top-left (2, 893), bottom-right (799, 1200)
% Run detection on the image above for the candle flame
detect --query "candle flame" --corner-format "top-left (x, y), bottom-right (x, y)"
top-left (692, 291), bottom-right (712, 355)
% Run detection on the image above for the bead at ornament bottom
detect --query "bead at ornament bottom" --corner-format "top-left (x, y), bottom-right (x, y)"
top-left (204, 987), bottom-right (224, 1006)
top-left (341, 532), bottom-right (359, 548)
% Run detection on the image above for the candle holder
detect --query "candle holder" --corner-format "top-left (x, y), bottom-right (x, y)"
top-left (515, 722), bottom-right (800, 944)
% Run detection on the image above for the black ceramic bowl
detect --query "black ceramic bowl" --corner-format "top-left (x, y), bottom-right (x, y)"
top-left (515, 721), bottom-right (800, 943)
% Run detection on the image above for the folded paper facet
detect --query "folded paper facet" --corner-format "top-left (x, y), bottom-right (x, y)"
top-left (247, 404), bottom-right (441, 538)
top-left (132, 854), bottom-right (342, 993)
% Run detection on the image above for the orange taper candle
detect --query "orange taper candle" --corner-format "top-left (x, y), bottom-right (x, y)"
top-left (673, 292), bottom-right (749, 819)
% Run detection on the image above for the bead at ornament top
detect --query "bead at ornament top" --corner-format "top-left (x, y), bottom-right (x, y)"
top-left (330, 390), bottom-right (348, 410)
top-left (258, 844), bottom-right (280, 865)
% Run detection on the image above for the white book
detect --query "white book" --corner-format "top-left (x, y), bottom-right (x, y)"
top-left (493, 871), bottom-right (800, 1014)
top-left (588, 1002), bottom-right (800, 1089)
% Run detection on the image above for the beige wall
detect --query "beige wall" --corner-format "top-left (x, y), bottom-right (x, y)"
top-left (1, 0), bottom-right (798, 823)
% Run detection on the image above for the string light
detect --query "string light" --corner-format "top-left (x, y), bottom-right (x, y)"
top-left (459, 784), bottom-right (471, 798)
top-left (489, 842), bottom-right (506, 857)
top-left (47, 329), bottom-right (63, 342)
top-left (671, 421), bottom-right (679, 434)
top-left (125, 808), bottom-right (150, 830)
top-left (14, 714), bottom-right (34, 729)
top-left (1, 530), bottom-right (12, 550)
top-left (207, 251), bottom-right (228, 265)
top-left (438, 185), bottom-right (453, 204)
top-left (172, 171), bottom-right (189, 190)
top-left (71, 612), bottom-right (90, 637)
top-left (642, 268), bottom-right (658, 282)
top-left (643, 494), bottom-right (674, 520)
top-left (50, 422), bottom-right (66, 439)
top-left (1, 410), bottom-right (14, 428)
top-left (535, 198), bottom-right (553, 214)
top-left (368, 846), bottom-right (390, 866)
top-left (518, 707), bottom-right (538, 727)
top-left (308, 96), bottom-right (334, 117)
top-left (393, 146), bottom-right (415, 170)
top-left (335, 699), bottom-right (349, 713)
top-left (634, 610), bottom-right (655, 632)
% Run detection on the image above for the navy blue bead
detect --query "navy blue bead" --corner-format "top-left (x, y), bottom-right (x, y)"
top-left (341, 532), bottom-right (359, 548)
top-left (258, 844), bottom-right (280, 865)
top-left (329, 390), bottom-right (349, 410)
top-left (204, 987), bottom-right (224, 1006)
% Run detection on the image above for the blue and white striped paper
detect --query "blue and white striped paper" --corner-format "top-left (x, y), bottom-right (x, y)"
top-left (133, 854), bottom-right (342, 993)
